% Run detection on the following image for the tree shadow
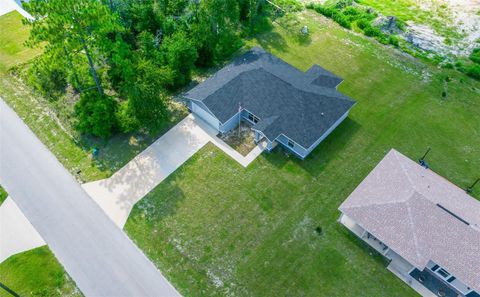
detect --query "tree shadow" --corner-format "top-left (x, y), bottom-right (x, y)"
top-left (254, 31), bottom-right (289, 53)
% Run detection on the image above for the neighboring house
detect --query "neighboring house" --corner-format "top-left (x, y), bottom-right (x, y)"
top-left (184, 47), bottom-right (355, 159)
top-left (339, 149), bottom-right (480, 297)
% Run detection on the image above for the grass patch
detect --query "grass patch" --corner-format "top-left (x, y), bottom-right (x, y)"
top-left (125, 10), bottom-right (480, 297)
top-left (0, 246), bottom-right (82, 297)
top-left (0, 12), bottom-right (42, 73)
top-left (0, 11), bottom-right (188, 182)
top-left (0, 185), bottom-right (7, 205)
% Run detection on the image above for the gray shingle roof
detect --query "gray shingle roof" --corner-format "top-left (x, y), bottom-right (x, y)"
top-left (184, 47), bottom-right (355, 148)
top-left (339, 149), bottom-right (480, 292)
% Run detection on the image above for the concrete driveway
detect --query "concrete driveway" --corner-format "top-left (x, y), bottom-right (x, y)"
top-left (82, 114), bottom-right (213, 227)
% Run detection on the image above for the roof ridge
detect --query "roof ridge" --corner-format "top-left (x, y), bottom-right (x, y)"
top-left (392, 150), bottom-right (419, 193)
top-left (340, 197), bottom-right (411, 209)
top-left (405, 192), bottom-right (425, 265)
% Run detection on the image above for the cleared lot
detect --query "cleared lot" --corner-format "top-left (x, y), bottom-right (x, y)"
top-left (124, 11), bottom-right (480, 297)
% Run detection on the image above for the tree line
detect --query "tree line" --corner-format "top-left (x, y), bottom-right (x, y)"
top-left (23, 0), bottom-right (269, 138)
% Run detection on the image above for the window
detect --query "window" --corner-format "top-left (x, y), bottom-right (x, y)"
top-left (287, 140), bottom-right (295, 148)
top-left (437, 268), bottom-right (450, 279)
top-left (248, 113), bottom-right (259, 124)
top-left (447, 276), bottom-right (456, 283)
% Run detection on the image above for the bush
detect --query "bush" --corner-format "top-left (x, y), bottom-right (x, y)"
top-left (388, 35), bottom-right (399, 47)
top-left (116, 101), bottom-right (140, 133)
top-left (470, 48), bottom-right (480, 64)
top-left (356, 18), bottom-right (370, 30)
top-left (442, 62), bottom-right (454, 69)
top-left (26, 54), bottom-right (67, 99)
top-left (75, 92), bottom-right (118, 138)
top-left (465, 64), bottom-right (480, 80)
top-left (363, 24), bottom-right (382, 38)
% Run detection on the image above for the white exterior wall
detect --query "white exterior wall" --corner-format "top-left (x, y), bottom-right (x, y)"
top-left (192, 102), bottom-right (220, 131)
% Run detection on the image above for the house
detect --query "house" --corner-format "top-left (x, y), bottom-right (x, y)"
top-left (184, 47), bottom-right (355, 159)
top-left (339, 149), bottom-right (480, 297)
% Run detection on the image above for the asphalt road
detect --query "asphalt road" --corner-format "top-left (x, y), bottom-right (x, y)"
top-left (0, 98), bottom-right (180, 296)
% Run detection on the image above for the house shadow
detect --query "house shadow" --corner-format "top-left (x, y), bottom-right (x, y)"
top-left (264, 117), bottom-right (361, 177)
top-left (336, 223), bottom-right (389, 266)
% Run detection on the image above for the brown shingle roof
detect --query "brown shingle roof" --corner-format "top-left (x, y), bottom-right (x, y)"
top-left (339, 149), bottom-right (480, 292)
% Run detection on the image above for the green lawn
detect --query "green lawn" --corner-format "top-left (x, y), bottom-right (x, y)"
top-left (0, 246), bottom-right (82, 297)
top-left (124, 11), bottom-right (480, 297)
top-left (0, 185), bottom-right (7, 205)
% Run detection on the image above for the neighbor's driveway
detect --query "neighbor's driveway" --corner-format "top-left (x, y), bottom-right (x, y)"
top-left (0, 0), bottom-right (32, 19)
top-left (0, 197), bottom-right (45, 262)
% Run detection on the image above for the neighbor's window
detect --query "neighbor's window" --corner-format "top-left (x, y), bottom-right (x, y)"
top-left (437, 268), bottom-right (450, 279)
top-left (287, 140), bottom-right (294, 148)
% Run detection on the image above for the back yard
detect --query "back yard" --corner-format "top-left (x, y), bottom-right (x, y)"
top-left (124, 10), bottom-right (480, 297)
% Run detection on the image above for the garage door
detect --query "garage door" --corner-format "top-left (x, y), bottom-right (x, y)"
top-left (192, 102), bottom-right (220, 130)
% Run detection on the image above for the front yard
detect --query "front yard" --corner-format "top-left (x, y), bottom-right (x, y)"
top-left (124, 10), bottom-right (480, 297)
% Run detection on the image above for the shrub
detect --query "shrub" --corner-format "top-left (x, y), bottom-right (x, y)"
top-left (26, 54), bottom-right (67, 99)
top-left (465, 64), bottom-right (480, 80)
top-left (116, 101), bottom-right (140, 133)
top-left (75, 92), bottom-right (118, 138)
top-left (470, 48), bottom-right (480, 64)
top-left (363, 24), bottom-right (382, 38)
top-left (334, 12), bottom-right (352, 29)
top-left (356, 18), bottom-right (370, 30)
top-left (442, 62), bottom-right (454, 69)
top-left (388, 35), bottom-right (400, 47)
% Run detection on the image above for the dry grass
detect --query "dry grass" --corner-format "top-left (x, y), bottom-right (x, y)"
top-left (219, 121), bottom-right (257, 156)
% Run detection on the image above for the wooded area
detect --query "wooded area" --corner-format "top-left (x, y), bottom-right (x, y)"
top-left (21, 0), bottom-right (276, 138)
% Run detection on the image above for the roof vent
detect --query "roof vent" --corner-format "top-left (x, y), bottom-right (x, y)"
top-left (321, 112), bottom-right (325, 116)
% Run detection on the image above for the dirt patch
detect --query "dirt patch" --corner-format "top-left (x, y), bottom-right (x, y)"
top-left (219, 121), bottom-right (256, 156)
